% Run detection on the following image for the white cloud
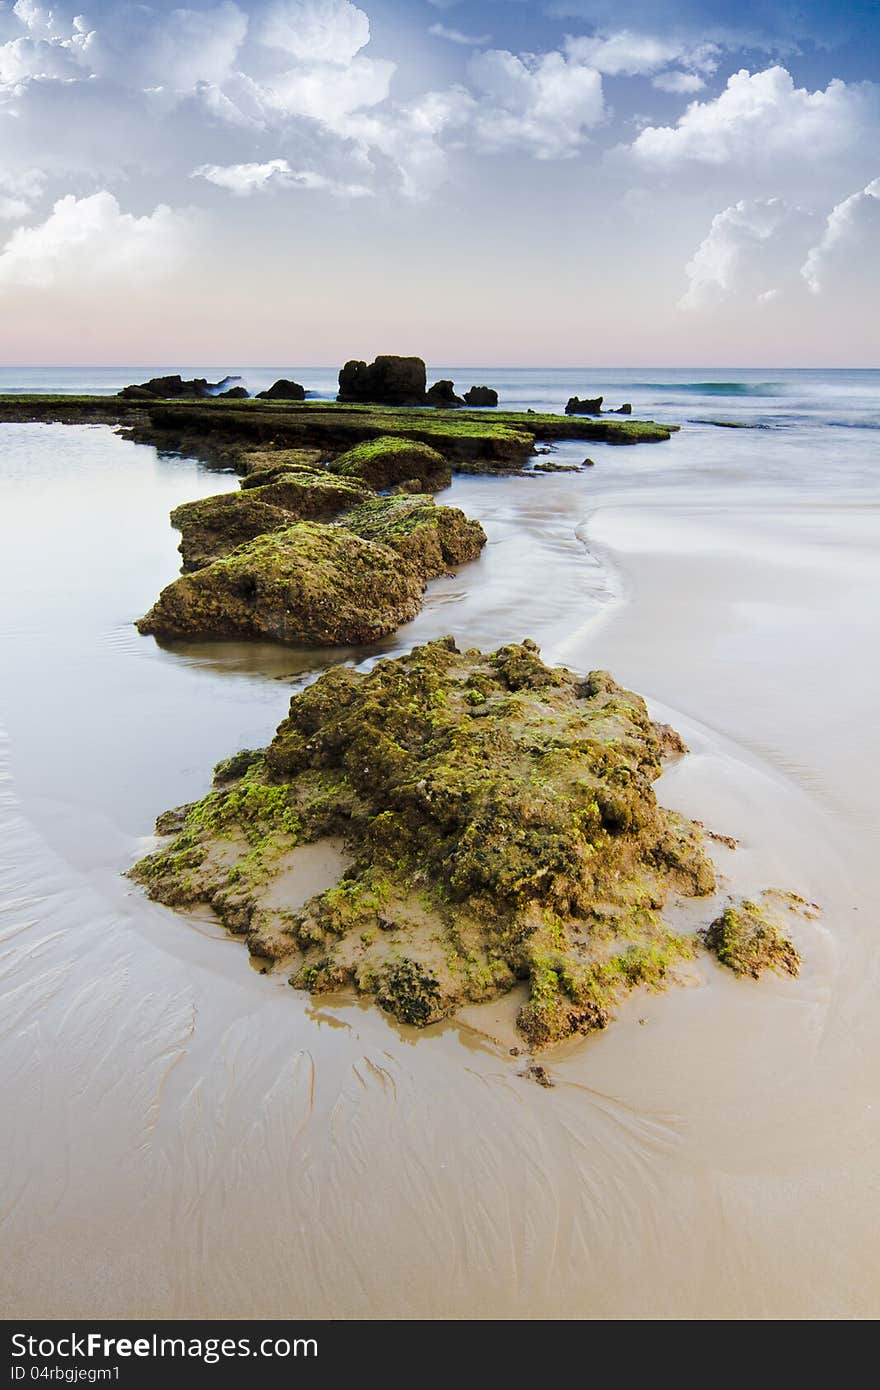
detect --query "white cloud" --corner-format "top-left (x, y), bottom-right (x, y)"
top-left (79, 3), bottom-right (247, 92)
top-left (428, 23), bottom-right (490, 47)
top-left (802, 177), bottom-right (880, 294)
top-left (0, 165), bottom-right (44, 218)
top-left (630, 66), bottom-right (880, 172)
top-left (264, 53), bottom-right (394, 125)
top-left (565, 30), bottom-right (718, 77)
top-left (651, 70), bottom-right (705, 94)
top-left (680, 196), bottom-right (819, 309)
top-left (192, 157), bottom-right (371, 196)
top-left (259, 0), bottom-right (370, 65)
top-left (467, 47), bottom-right (605, 158)
top-left (0, 190), bottom-right (193, 287)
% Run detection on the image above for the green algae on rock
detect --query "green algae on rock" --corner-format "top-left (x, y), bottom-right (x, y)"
top-left (131, 639), bottom-right (717, 1048)
top-left (136, 522), bottom-right (426, 645)
top-left (170, 494), bottom-right (296, 572)
top-left (341, 494), bottom-right (486, 580)
top-left (701, 898), bottom-right (801, 979)
top-left (326, 435), bottom-right (452, 493)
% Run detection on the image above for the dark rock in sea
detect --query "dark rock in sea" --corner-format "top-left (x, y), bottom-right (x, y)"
top-left (117, 374), bottom-right (240, 401)
top-left (463, 386), bottom-right (499, 407)
top-left (565, 396), bottom-right (603, 415)
top-left (614, 403), bottom-right (633, 414)
top-left (255, 379), bottom-right (306, 402)
top-left (426, 380), bottom-right (465, 409)
top-left (338, 356), bottom-right (427, 407)
top-left (130, 640), bottom-right (716, 1047)
top-left (217, 387), bottom-right (249, 399)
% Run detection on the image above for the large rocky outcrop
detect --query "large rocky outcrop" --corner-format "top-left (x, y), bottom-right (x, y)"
top-left (337, 356), bottom-right (427, 406)
top-left (131, 641), bottom-right (718, 1046)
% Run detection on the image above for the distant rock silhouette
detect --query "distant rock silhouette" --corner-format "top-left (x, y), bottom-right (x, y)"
top-left (338, 356), bottom-right (427, 406)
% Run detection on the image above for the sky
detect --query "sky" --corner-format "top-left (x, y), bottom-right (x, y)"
top-left (0, 0), bottom-right (877, 366)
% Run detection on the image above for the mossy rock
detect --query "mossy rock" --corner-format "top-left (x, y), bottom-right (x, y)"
top-left (170, 494), bottom-right (298, 572)
top-left (243, 470), bottom-right (371, 517)
top-left (326, 435), bottom-right (452, 492)
top-left (136, 522), bottom-right (425, 644)
top-left (238, 448), bottom-right (327, 480)
top-left (701, 900), bottom-right (801, 979)
top-left (341, 494), bottom-right (486, 580)
top-left (131, 639), bottom-right (717, 1047)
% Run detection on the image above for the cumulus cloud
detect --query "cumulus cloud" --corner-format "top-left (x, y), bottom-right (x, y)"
top-left (428, 24), bottom-right (490, 47)
top-left (565, 30), bottom-right (718, 77)
top-left (466, 47), bottom-right (605, 158)
top-left (630, 66), bottom-right (880, 173)
top-left (801, 177), bottom-right (880, 294)
top-left (680, 196), bottom-right (819, 309)
top-left (192, 157), bottom-right (371, 196)
top-left (0, 190), bottom-right (193, 287)
top-left (258, 0), bottom-right (369, 65)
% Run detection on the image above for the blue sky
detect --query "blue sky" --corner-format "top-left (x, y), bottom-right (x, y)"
top-left (0, 0), bottom-right (877, 364)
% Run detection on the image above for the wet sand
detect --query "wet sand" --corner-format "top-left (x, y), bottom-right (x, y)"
top-left (1, 417), bottom-right (878, 1318)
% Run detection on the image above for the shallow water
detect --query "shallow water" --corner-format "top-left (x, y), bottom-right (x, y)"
top-left (1, 372), bottom-right (879, 1318)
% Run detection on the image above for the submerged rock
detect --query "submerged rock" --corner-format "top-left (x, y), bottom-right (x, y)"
top-left (136, 523), bottom-right (425, 645)
top-left (565, 396), bottom-right (603, 415)
top-left (325, 435), bottom-right (452, 492)
top-left (131, 640), bottom-right (717, 1047)
top-left (426, 380), bottom-right (465, 408)
top-left (337, 356), bottom-right (427, 406)
top-left (701, 899), bottom-right (801, 979)
top-left (255, 379), bottom-right (306, 401)
top-left (463, 386), bottom-right (499, 407)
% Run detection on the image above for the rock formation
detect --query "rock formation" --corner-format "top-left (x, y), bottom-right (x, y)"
top-left (255, 379), bottom-right (306, 401)
top-left (426, 380), bottom-right (465, 408)
top-left (337, 356), bottom-right (427, 406)
top-left (565, 396), bottom-right (604, 415)
top-left (131, 641), bottom-right (717, 1047)
top-left (463, 386), bottom-right (499, 407)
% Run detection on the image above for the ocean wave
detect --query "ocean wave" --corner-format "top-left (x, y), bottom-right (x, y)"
top-left (638, 382), bottom-right (783, 396)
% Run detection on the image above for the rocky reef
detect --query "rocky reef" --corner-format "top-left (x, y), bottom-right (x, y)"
top-left (138, 486), bottom-right (487, 644)
top-left (566, 396), bottom-right (604, 415)
top-left (131, 639), bottom-right (721, 1047)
